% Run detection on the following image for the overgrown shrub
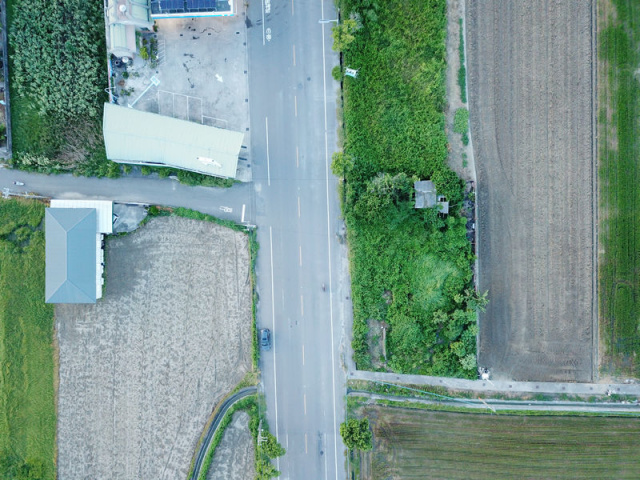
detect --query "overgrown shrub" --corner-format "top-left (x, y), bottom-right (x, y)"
top-left (339, 0), bottom-right (479, 377)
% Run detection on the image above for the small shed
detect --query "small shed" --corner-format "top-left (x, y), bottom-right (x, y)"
top-left (414, 180), bottom-right (449, 214)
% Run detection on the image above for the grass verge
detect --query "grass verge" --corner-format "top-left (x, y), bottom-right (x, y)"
top-left (0, 198), bottom-right (55, 480)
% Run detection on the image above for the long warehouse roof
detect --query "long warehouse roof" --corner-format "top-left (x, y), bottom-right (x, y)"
top-left (103, 103), bottom-right (243, 178)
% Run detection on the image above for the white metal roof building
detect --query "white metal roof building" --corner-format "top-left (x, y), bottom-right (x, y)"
top-left (50, 200), bottom-right (114, 234)
top-left (103, 103), bottom-right (244, 178)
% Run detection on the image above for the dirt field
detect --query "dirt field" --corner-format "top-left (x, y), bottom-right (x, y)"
top-left (56, 217), bottom-right (252, 479)
top-left (206, 411), bottom-right (255, 480)
top-left (357, 404), bottom-right (640, 479)
top-left (467, 0), bottom-right (596, 381)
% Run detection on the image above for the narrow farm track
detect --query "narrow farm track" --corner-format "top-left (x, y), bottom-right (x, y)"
top-left (467, 0), bottom-right (596, 382)
top-left (189, 387), bottom-right (257, 480)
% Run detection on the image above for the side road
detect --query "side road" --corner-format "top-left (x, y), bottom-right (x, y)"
top-left (349, 391), bottom-right (640, 414)
top-left (349, 370), bottom-right (640, 397)
top-left (190, 387), bottom-right (258, 480)
top-left (0, 168), bottom-right (254, 225)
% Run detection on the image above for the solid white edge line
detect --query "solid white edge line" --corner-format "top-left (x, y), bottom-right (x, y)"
top-left (269, 227), bottom-right (280, 469)
top-left (320, 1), bottom-right (340, 478)
top-left (265, 117), bottom-right (271, 186)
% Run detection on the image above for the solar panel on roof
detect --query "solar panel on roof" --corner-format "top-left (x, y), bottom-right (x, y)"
top-left (158, 0), bottom-right (185, 11)
top-left (186, 0), bottom-right (217, 9)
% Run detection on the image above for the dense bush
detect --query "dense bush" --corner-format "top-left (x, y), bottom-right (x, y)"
top-left (7, 0), bottom-right (116, 177)
top-left (337, 0), bottom-right (479, 377)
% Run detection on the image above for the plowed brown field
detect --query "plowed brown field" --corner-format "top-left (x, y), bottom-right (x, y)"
top-left (467, 0), bottom-right (596, 381)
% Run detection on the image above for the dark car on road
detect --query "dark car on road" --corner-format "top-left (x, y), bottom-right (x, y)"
top-left (260, 328), bottom-right (271, 350)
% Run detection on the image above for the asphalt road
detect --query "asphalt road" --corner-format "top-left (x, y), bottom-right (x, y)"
top-left (0, 168), bottom-right (252, 224)
top-left (245, 0), bottom-right (347, 478)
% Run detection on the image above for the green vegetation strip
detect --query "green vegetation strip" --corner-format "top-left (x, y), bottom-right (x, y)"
top-left (336, 0), bottom-right (479, 377)
top-left (356, 404), bottom-right (640, 479)
top-left (598, 1), bottom-right (640, 375)
top-left (458, 18), bottom-right (466, 104)
top-left (0, 199), bottom-right (55, 480)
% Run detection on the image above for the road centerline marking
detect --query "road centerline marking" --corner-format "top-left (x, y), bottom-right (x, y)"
top-left (305, 433), bottom-right (308, 454)
top-left (268, 227), bottom-right (279, 443)
top-left (300, 294), bottom-right (304, 316)
top-left (265, 117), bottom-right (271, 186)
top-left (294, 95), bottom-right (298, 117)
top-left (297, 196), bottom-right (301, 218)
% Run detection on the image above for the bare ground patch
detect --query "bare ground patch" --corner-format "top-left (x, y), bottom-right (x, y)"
top-left (56, 216), bottom-right (252, 479)
top-left (467, 0), bottom-right (595, 381)
top-left (205, 411), bottom-right (255, 480)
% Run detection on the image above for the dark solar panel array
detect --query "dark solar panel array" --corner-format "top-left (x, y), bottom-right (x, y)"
top-left (151, 0), bottom-right (227, 14)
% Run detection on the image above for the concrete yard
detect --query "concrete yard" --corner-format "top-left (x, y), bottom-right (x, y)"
top-left (467, 0), bottom-right (596, 382)
top-left (56, 216), bottom-right (252, 479)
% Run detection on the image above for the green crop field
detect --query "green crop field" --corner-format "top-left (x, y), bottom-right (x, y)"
top-left (0, 199), bottom-right (56, 480)
top-left (356, 405), bottom-right (640, 479)
top-left (598, 1), bottom-right (640, 376)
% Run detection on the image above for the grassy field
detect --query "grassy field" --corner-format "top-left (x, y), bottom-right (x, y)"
top-left (356, 404), bottom-right (640, 479)
top-left (0, 199), bottom-right (56, 480)
top-left (338, 0), bottom-right (478, 377)
top-left (598, 1), bottom-right (640, 376)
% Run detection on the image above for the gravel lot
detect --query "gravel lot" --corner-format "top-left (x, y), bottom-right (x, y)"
top-left (56, 216), bottom-right (252, 479)
top-left (467, 0), bottom-right (596, 382)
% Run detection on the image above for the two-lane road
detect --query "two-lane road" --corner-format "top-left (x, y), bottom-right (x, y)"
top-left (246, 0), bottom-right (347, 478)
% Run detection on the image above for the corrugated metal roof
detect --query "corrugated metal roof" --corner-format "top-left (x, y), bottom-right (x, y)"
top-left (50, 200), bottom-right (113, 234)
top-left (45, 209), bottom-right (97, 304)
top-left (103, 103), bottom-right (243, 178)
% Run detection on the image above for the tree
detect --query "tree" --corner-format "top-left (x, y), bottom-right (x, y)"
top-left (340, 418), bottom-right (373, 451)
top-left (332, 19), bottom-right (357, 52)
top-left (261, 432), bottom-right (286, 459)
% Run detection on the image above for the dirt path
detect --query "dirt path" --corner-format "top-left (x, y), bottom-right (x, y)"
top-left (466, 0), bottom-right (595, 382)
top-left (445, 0), bottom-right (475, 182)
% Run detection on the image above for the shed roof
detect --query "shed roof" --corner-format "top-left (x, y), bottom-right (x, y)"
top-left (45, 209), bottom-right (97, 304)
top-left (414, 180), bottom-right (437, 209)
top-left (103, 103), bottom-right (243, 178)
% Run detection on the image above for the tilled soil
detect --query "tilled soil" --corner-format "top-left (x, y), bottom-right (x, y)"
top-left (467, 0), bottom-right (595, 381)
top-left (56, 217), bottom-right (252, 479)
